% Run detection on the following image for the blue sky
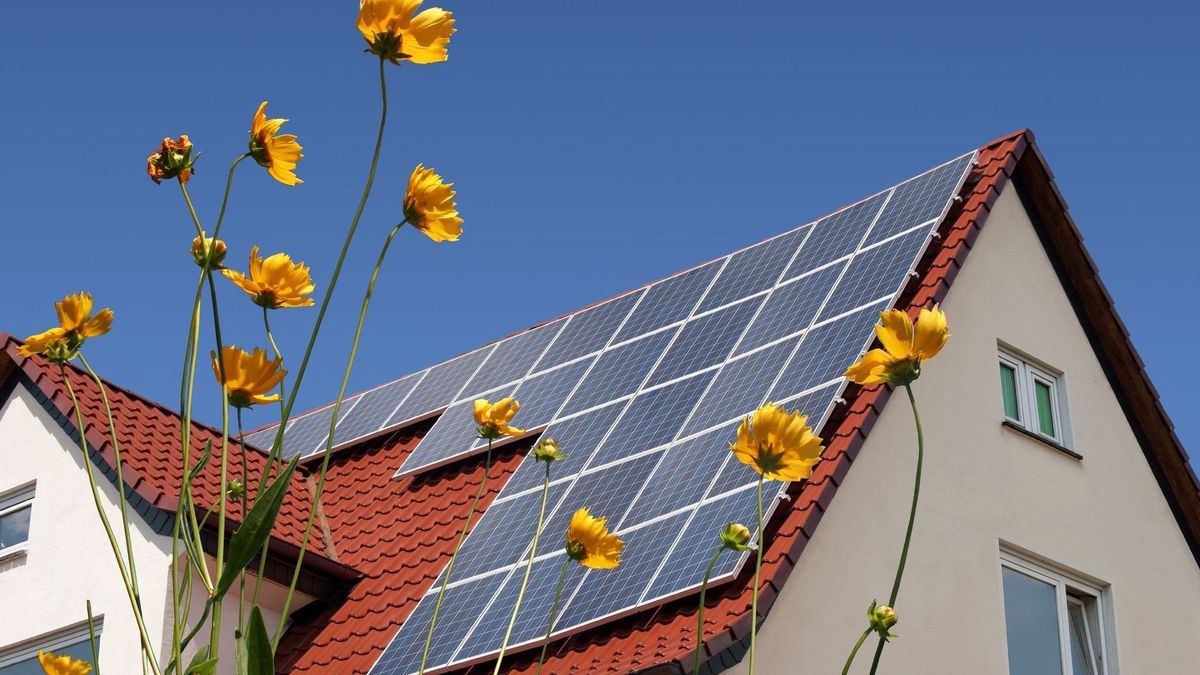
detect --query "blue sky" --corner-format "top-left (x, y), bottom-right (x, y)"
top-left (1, 2), bottom-right (1196, 454)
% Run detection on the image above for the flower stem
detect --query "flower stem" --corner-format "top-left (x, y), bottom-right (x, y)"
top-left (535, 558), bottom-right (571, 675)
top-left (59, 364), bottom-right (162, 675)
top-left (693, 547), bottom-right (724, 674)
top-left (494, 462), bottom-right (552, 674)
top-left (87, 599), bottom-right (101, 675)
top-left (251, 306), bottom-right (285, 609)
top-left (273, 219), bottom-right (407, 647)
top-left (237, 407), bottom-right (248, 631)
top-left (178, 182), bottom-right (205, 240)
top-left (749, 473), bottom-right (764, 674)
top-left (205, 266), bottom-right (232, 656)
top-left (867, 384), bottom-right (924, 675)
top-left (841, 628), bottom-right (872, 675)
top-left (418, 440), bottom-right (493, 674)
top-left (211, 154), bottom-right (250, 241)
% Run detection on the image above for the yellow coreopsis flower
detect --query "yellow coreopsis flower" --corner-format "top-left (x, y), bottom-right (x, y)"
top-left (845, 305), bottom-right (949, 386)
top-left (566, 508), bottom-right (624, 570)
top-left (357, 0), bottom-right (456, 65)
top-left (191, 231), bottom-right (227, 269)
top-left (730, 403), bottom-right (823, 481)
top-left (211, 346), bottom-right (287, 408)
top-left (19, 293), bottom-right (114, 362)
top-left (146, 135), bottom-right (197, 185)
top-left (221, 245), bottom-right (315, 309)
top-left (403, 164), bottom-right (462, 242)
top-left (249, 101), bottom-right (303, 186)
top-left (38, 650), bottom-right (92, 675)
top-left (474, 397), bottom-right (522, 440)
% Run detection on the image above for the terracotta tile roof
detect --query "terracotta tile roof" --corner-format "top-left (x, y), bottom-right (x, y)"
top-left (0, 336), bottom-right (339, 562)
top-left (273, 131), bottom-right (1039, 674)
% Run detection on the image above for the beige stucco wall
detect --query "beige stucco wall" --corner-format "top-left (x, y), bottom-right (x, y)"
top-left (0, 383), bottom-right (300, 673)
top-left (731, 185), bottom-right (1200, 673)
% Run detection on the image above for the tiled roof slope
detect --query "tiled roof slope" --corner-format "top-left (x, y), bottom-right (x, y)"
top-left (0, 336), bottom-right (338, 561)
top-left (277, 131), bottom-right (1038, 674)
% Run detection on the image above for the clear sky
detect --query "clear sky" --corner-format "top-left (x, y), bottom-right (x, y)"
top-left (1, 2), bottom-right (1196, 456)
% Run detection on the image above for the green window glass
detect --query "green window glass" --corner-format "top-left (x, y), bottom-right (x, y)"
top-left (1035, 380), bottom-right (1056, 437)
top-left (1000, 363), bottom-right (1020, 420)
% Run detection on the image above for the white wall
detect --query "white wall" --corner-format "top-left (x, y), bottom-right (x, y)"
top-left (0, 383), bottom-right (313, 674)
top-left (732, 185), bottom-right (1200, 673)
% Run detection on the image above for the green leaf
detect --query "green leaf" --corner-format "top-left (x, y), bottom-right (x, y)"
top-left (215, 455), bottom-right (299, 598)
top-left (187, 440), bottom-right (213, 486)
top-left (245, 605), bottom-right (275, 675)
top-left (184, 646), bottom-right (217, 675)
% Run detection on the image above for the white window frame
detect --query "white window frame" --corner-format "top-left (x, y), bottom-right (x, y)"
top-left (999, 547), bottom-right (1115, 675)
top-left (998, 346), bottom-right (1072, 449)
top-left (0, 617), bottom-right (102, 670)
top-left (0, 482), bottom-right (35, 561)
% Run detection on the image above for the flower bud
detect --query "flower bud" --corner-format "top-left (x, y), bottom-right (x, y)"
top-left (191, 232), bottom-right (227, 269)
top-left (868, 601), bottom-right (898, 639)
top-left (227, 478), bottom-right (246, 501)
top-left (147, 135), bottom-right (198, 185)
top-left (532, 438), bottom-right (566, 464)
top-left (719, 523), bottom-right (752, 551)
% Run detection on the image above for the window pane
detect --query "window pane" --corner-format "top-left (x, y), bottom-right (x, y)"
top-left (1035, 381), bottom-right (1056, 437)
top-left (1002, 567), bottom-right (1063, 675)
top-left (0, 636), bottom-right (97, 674)
top-left (0, 506), bottom-right (31, 551)
top-left (1000, 364), bottom-right (1020, 420)
top-left (1068, 603), bottom-right (1098, 675)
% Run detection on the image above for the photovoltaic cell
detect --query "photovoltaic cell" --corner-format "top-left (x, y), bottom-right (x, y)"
top-left (533, 291), bottom-right (643, 371)
top-left (369, 151), bottom-right (976, 675)
top-left (386, 347), bottom-right (494, 428)
top-left (507, 358), bottom-right (595, 430)
top-left (697, 226), bottom-right (810, 313)
top-left (400, 386), bottom-right (515, 475)
top-left (279, 405), bottom-right (336, 460)
top-left (645, 297), bottom-right (762, 387)
top-left (461, 320), bottom-right (565, 396)
top-left (614, 261), bottom-right (722, 341)
top-left (330, 374), bottom-right (423, 447)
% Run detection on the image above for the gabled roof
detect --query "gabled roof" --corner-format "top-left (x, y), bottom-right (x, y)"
top-left (273, 129), bottom-right (1200, 675)
top-left (0, 336), bottom-right (360, 593)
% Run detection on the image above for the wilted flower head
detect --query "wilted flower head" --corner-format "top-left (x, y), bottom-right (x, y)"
top-left (211, 346), bottom-right (287, 408)
top-left (221, 245), bottom-right (315, 309)
top-left (19, 292), bottom-right (114, 362)
top-left (147, 135), bottom-right (197, 185)
top-left (38, 650), bottom-right (92, 675)
top-left (532, 438), bottom-right (566, 464)
top-left (404, 164), bottom-right (462, 242)
top-left (474, 397), bottom-right (522, 440)
top-left (191, 231), bottom-right (227, 269)
top-left (845, 305), bottom-right (948, 386)
top-left (868, 601), bottom-right (898, 639)
top-left (358, 0), bottom-right (456, 65)
top-left (730, 403), bottom-right (823, 482)
top-left (566, 508), bottom-right (624, 570)
top-left (719, 522), bottom-right (752, 552)
top-left (249, 101), bottom-right (303, 186)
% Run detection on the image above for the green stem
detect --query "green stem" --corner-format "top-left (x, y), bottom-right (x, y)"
top-left (87, 599), bottom-right (101, 675)
top-left (418, 440), bottom-right (493, 674)
top-left (494, 462), bottom-right (552, 674)
top-left (749, 474), bottom-right (764, 675)
top-left (841, 628), bottom-right (872, 675)
top-left (204, 264), bottom-right (233, 656)
top-left (211, 154), bottom-right (250, 241)
top-left (272, 219), bottom-right (407, 648)
top-left (867, 384), bottom-right (924, 675)
top-left (237, 408), bottom-right (248, 631)
top-left (178, 181), bottom-right (205, 240)
top-left (535, 558), bottom-right (571, 675)
top-left (251, 307), bottom-right (286, 609)
top-left (693, 547), bottom-right (724, 674)
top-left (60, 365), bottom-right (162, 675)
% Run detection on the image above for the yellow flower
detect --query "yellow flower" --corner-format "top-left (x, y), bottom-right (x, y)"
top-left (719, 522), bottom-right (752, 551)
top-left (357, 0), bottom-right (456, 65)
top-left (19, 293), bottom-right (113, 361)
top-left (845, 305), bottom-right (949, 386)
top-left (729, 402), bottom-right (823, 481)
top-left (473, 397), bottom-right (522, 440)
top-left (38, 650), bottom-right (92, 675)
top-left (221, 245), bottom-right (315, 309)
top-left (211, 346), bottom-right (287, 408)
top-left (249, 101), bottom-right (303, 186)
top-left (191, 231), bottom-right (227, 269)
top-left (146, 135), bottom-right (197, 185)
top-left (403, 164), bottom-right (462, 242)
top-left (565, 508), bottom-right (624, 570)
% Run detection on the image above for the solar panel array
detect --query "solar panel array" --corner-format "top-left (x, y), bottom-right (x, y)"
top-left (367, 150), bottom-right (977, 674)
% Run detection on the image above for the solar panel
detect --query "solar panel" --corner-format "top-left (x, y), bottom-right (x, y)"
top-left (369, 150), bottom-right (976, 674)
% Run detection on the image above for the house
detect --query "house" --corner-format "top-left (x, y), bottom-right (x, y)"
top-left (1, 129), bottom-right (1198, 674)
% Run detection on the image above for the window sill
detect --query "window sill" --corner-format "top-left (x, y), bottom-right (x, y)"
top-left (0, 547), bottom-right (28, 567)
top-left (1002, 420), bottom-right (1082, 460)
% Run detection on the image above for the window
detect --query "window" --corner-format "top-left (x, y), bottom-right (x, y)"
top-left (0, 619), bottom-right (101, 674)
top-left (0, 483), bottom-right (35, 559)
top-left (1000, 550), bottom-right (1110, 675)
top-left (998, 348), bottom-right (1070, 447)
